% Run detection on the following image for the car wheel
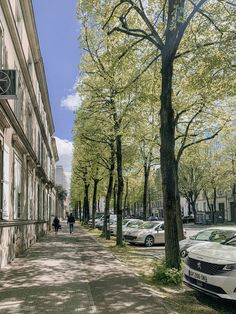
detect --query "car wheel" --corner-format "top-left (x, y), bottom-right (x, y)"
top-left (145, 235), bottom-right (154, 247)
top-left (180, 249), bottom-right (187, 258)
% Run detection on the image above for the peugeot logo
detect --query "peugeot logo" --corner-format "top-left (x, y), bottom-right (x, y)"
top-left (197, 262), bottom-right (201, 270)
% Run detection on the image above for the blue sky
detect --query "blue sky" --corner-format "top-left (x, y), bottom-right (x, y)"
top-left (33, 0), bottom-right (80, 182)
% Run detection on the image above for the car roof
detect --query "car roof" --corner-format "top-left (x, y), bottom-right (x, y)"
top-left (200, 226), bottom-right (236, 231)
top-left (142, 221), bottom-right (164, 225)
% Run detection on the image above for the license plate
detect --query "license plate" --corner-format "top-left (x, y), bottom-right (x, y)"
top-left (189, 270), bottom-right (207, 283)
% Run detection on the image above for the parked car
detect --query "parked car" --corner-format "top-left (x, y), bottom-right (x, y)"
top-left (88, 213), bottom-right (104, 227)
top-left (183, 235), bottom-right (236, 301)
top-left (179, 227), bottom-right (236, 258)
top-left (110, 219), bottom-right (143, 236)
top-left (182, 215), bottom-right (195, 223)
top-left (124, 221), bottom-right (165, 247)
top-left (97, 214), bottom-right (117, 230)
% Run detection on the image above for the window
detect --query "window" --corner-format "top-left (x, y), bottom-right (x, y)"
top-left (37, 132), bottom-right (41, 161)
top-left (37, 183), bottom-right (41, 220)
top-left (28, 171), bottom-right (33, 220)
top-left (2, 143), bottom-right (9, 220)
top-left (219, 203), bottom-right (225, 212)
top-left (203, 202), bottom-right (206, 211)
top-left (13, 154), bottom-right (22, 219)
top-left (194, 229), bottom-right (235, 242)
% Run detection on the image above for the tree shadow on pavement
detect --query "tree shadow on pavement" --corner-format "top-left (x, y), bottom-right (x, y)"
top-left (0, 228), bottom-right (168, 314)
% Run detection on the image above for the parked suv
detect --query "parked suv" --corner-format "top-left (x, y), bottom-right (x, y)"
top-left (179, 227), bottom-right (236, 258)
top-left (183, 235), bottom-right (236, 301)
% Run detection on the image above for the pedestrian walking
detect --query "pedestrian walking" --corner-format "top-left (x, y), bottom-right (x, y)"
top-left (67, 213), bottom-right (75, 234)
top-left (53, 216), bottom-right (60, 234)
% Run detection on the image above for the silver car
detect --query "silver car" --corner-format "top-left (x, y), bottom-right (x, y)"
top-left (179, 226), bottom-right (236, 258)
top-left (124, 221), bottom-right (165, 247)
top-left (110, 219), bottom-right (143, 236)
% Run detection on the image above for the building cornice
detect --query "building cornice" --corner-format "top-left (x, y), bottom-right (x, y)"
top-left (1, 0), bottom-right (52, 158)
top-left (51, 137), bottom-right (59, 162)
top-left (0, 101), bottom-right (37, 162)
top-left (20, 0), bottom-right (55, 135)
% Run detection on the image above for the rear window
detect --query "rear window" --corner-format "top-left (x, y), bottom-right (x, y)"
top-left (139, 222), bottom-right (159, 229)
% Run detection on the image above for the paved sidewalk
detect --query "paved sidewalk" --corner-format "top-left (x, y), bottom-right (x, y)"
top-left (0, 223), bottom-right (171, 314)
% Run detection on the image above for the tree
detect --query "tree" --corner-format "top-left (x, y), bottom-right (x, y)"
top-left (76, 14), bottom-right (144, 245)
top-left (78, 0), bottom-right (235, 268)
top-left (179, 146), bottom-right (205, 220)
top-left (100, 0), bottom-right (236, 268)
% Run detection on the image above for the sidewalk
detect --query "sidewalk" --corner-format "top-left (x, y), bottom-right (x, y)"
top-left (0, 223), bottom-right (171, 314)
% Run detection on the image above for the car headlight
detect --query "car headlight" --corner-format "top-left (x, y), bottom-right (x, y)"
top-left (222, 264), bottom-right (236, 271)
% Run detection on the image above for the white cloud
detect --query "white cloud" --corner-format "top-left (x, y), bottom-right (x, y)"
top-left (55, 137), bottom-right (73, 188)
top-left (61, 93), bottom-right (82, 111)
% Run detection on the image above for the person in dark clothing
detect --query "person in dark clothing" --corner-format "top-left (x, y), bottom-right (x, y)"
top-left (53, 216), bottom-right (60, 234)
top-left (67, 213), bottom-right (75, 234)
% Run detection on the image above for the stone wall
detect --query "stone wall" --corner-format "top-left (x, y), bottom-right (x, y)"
top-left (0, 222), bottom-right (48, 269)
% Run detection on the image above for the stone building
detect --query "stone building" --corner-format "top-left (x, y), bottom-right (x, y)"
top-left (0, 0), bottom-right (58, 268)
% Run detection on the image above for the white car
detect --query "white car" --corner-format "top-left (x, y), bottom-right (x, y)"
top-left (124, 221), bottom-right (165, 247)
top-left (179, 227), bottom-right (236, 258)
top-left (97, 214), bottom-right (117, 230)
top-left (183, 235), bottom-right (236, 301)
top-left (110, 219), bottom-right (143, 236)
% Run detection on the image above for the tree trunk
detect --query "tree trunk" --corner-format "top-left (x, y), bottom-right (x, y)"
top-left (103, 147), bottom-right (115, 239)
top-left (204, 190), bottom-right (211, 211)
top-left (148, 190), bottom-right (152, 217)
top-left (92, 179), bottom-right (99, 228)
top-left (160, 56), bottom-right (180, 269)
top-left (103, 170), bottom-right (114, 239)
top-left (143, 164), bottom-right (150, 221)
top-left (175, 162), bottom-right (184, 240)
top-left (83, 183), bottom-right (90, 223)
top-left (79, 200), bottom-right (82, 222)
top-left (190, 199), bottom-right (197, 222)
top-left (123, 179), bottom-right (128, 216)
top-left (134, 202), bottom-right (137, 218)
top-left (116, 134), bottom-right (123, 246)
top-left (113, 181), bottom-right (117, 214)
top-left (213, 187), bottom-right (217, 223)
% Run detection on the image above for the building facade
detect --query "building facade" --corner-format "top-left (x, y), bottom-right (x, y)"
top-left (55, 165), bottom-right (68, 191)
top-left (0, 0), bottom-right (58, 268)
top-left (55, 165), bottom-right (68, 218)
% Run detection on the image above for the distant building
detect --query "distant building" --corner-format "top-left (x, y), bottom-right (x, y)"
top-left (55, 165), bottom-right (68, 218)
top-left (56, 165), bottom-right (67, 191)
top-left (0, 0), bottom-right (58, 268)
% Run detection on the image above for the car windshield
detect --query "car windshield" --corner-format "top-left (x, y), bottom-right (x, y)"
top-left (192, 229), bottom-right (236, 242)
top-left (222, 235), bottom-right (236, 246)
top-left (138, 222), bottom-right (159, 229)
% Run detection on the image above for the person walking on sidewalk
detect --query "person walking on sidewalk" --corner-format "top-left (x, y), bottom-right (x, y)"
top-left (67, 213), bottom-right (75, 234)
top-left (53, 216), bottom-right (60, 234)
